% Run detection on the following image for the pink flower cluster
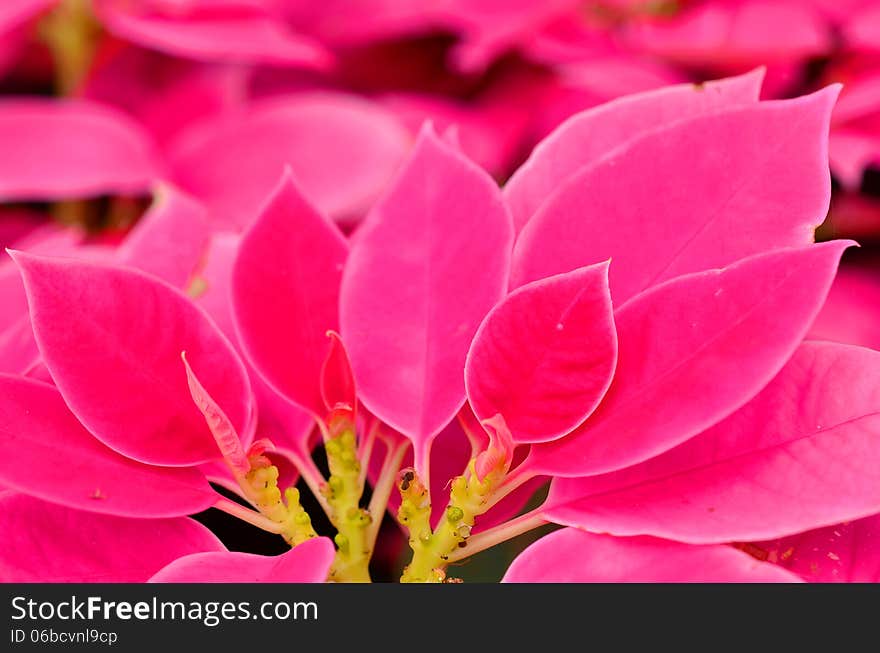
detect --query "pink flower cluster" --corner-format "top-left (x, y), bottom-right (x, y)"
top-left (1, 1), bottom-right (880, 583)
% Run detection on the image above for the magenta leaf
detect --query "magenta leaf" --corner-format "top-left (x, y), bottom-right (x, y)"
top-left (340, 125), bottom-right (513, 474)
top-left (528, 241), bottom-right (852, 477)
top-left (12, 251), bottom-right (253, 466)
top-left (511, 87), bottom-right (840, 304)
top-left (94, 0), bottom-right (332, 68)
top-left (233, 171), bottom-right (348, 420)
top-left (0, 493), bottom-right (225, 582)
top-left (545, 342), bottom-right (880, 543)
top-left (148, 537), bottom-right (335, 583)
top-left (0, 375), bottom-right (217, 517)
top-left (0, 99), bottom-right (160, 201)
top-left (115, 184), bottom-right (210, 289)
top-left (504, 69), bottom-right (764, 233)
top-left (502, 528), bottom-right (801, 582)
top-left (169, 93), bottom-right (411, 229)
top-left (465, 262), bottom-right (616, 443)
top-left (751, 513), bottom-right (880, 582)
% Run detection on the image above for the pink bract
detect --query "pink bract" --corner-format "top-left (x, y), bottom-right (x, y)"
top-left (545, 342), bottom-right (880, 543)
top-left (340, 125), bottom-right (513, 476)
top-left (233, 171), bottom-right (348, 421)
top-left (0, 493), bottom-right (225, 582)
top-left (11, 250), bottom-right (254, 466)
top-left (503, 528), bottom-right (802, 582)
top-left (148, 536), bottom-right (335, 582)
top-left (465, 262), bottom-right (617, 444)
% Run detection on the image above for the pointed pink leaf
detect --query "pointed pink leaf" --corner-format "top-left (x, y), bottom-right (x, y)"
top-left (528, 241), bottom-right (851, 477)
top-left (503, 528), bottom-right (801, 582)
top-left (0, 99), bottom-right (161, 201)
top-left (340, 126), bottom-right (513, 474)
top-left (0, 375), bottom-right (218, 517)
top-left (94, 0), bottom-right (332, 68)
top-left (546, 341), bottom-right (880, 543)
top-left (116, 185), bottom-right (209, 289)
top-left (233, 171), bottom-right (348, 420)
top-left (0, 493), bottom-right (225, 582)
top-left (12, 251), bottom-right (253, 466)
top-left (504, 69), bottom-right (765, 233)
top-left (169, 93), bottom-right (411, 229)
top-left (465, 262), bottom-right (616, 443)
top-left (751, 513), bottom-right (880, 582)
top-left (149, 536), bottom-right (335, 582)
top-left (320, 330), bottom-right (357, 415)
top-left (512, 87), bottom-right (840, 304)
top-left (182, 352), bottom-right (249, 477)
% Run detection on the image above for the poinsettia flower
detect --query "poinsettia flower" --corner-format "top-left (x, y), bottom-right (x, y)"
top-left (5, 69), bottom-right (880, 584)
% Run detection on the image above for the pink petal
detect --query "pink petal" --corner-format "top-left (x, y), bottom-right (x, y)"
top-left (0, 493), bottom-right (224, 582)
top-left (809, 264), bottom-right (880, 351)
top-left (169, 92), bottom-right (411, 229)
top-left (845, 6), bottom-right (880, 53)
top-left (503, 528), bottom-right (801, 582)
top-left (625, 1), bottom-right (831, 68)
top-left (504, 69), bottom-right (764, 233)
top-left (340, 126), bottom-right (513, 474)
top-left (320, 331), bottom-right (357, 416)
top-left (149, 536), bottom-right (335, 582)
top-left (0, 264), bottom-right (34, 373)
top-left (750, 513), bottom-right (880, 582)
top-left (11, 251), bottom-right (253, 466)
top-left (511, 87), bottom-right (839, 303)
top-left (528, 241), bottom-right (851, 477)
top-left (545, 341), bottom-right (880, 543)
top-left (0, 375), bottom-right (217, 517)
top-left (465, 262), bottom-right (617, 443)
top-left (233, 171), bottom-right (348, 420)
top-left (115, 184), bottom-right (209, 289)
top-left (0, 99), bottom-right (161, 201)
top-left (829, 128), bottom-right (880, 189)
top-left (94, 0), bottom-right (332, 68)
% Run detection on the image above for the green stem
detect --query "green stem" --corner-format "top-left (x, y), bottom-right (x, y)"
top-left (324, 426), bottom-right (372, 583)
top-left (399, 461), bottom-right (501, 583)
